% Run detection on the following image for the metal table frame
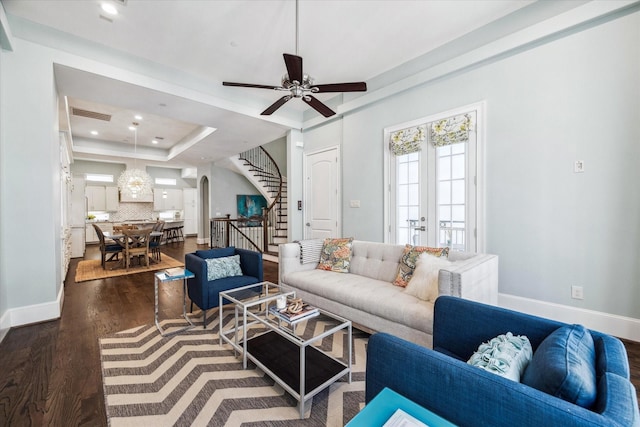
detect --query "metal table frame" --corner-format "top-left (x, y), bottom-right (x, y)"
top-left (154, 269), bottom-right (195, 336)
top-left (219, 281), bottom-right (352, 419)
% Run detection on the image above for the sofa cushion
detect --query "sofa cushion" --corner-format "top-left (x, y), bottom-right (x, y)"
top-left (206, 255), bottom-right (243, 281)
top-left (349, 241), bottom-right (405, 282)
top-left (283, 269), bottom-right (434, 334)
top-left (394, 244), bottom-right (449, 287)
top-left (522, 324), bottom-right (597, 408)
top-left (317, 237), bottom-right (353, 273)
top-left (196, 247), bottom-right (235, 259)
top-left (405, 253), bottom-right (453, 301)
top-left (467, 332), bottom-right (532, 382)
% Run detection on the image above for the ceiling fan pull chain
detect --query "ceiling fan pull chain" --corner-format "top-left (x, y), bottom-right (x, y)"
top-left (295, 0), bottom-right (299, 56)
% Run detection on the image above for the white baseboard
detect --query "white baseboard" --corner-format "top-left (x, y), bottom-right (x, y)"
top-left (0, 310), bottom-right (10, 344)
top-left (499, 293), bottom-right (640, 343)
top-left (1, 285), bottom-right (64, 338)
top-left (196, 238), bottom-right (209, 245)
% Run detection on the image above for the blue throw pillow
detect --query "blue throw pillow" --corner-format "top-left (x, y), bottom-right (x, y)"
top-left (522, 324), bottom-right (597, 408)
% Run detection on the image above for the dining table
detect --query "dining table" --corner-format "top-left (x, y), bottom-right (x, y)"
top-left (104, 230), bottom-right (164, 269)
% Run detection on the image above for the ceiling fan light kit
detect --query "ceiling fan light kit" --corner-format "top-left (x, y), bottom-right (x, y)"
top-left (222, 1), bottom-right (367, 118)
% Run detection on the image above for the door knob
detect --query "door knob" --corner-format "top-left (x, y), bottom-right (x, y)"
top-left (305, 223), bottom-right (311, 226)
top-left (418, 226), bottom-right (426, 231)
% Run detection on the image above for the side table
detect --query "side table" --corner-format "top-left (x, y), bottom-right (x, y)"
top-left (346, 387), bottom-right (456, 427)
top-left (154, 269), bottom-right (195, 336)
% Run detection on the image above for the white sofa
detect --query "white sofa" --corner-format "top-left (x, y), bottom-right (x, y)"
top-left (279, 240), bottom-right (499, 347)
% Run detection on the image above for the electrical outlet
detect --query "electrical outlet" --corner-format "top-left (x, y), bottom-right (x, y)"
top-left (574, 160), bottom-right (585, 173)
top-left (571, 285), bottom-right (584, 300)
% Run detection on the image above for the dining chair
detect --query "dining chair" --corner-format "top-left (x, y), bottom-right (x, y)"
top-left (122, 228), bottom-right (152, 270)
top-left (150, 220), bottom-right (165, 262)
top-left (92, 223), bottom-right (123, 269)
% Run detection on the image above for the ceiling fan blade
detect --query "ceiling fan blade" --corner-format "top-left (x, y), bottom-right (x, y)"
top-left (303, 95), bottom-right (336, 118)
top-left (261, 95), bottom-right (292, 115)
top-left (223, 82), bottom-right (279, 90)
top-left (283, 53), bottom-right (303, 84)
top-left (313, 82), bottom-right (367, 93)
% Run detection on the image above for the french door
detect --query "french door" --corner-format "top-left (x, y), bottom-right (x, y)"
top-left (385, 104), bottom-right (483, 252)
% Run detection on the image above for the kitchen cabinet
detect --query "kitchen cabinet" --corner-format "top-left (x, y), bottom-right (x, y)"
top-left (106, 186), bottom-right (119, 211)
top-left (154, 188), bottom-right (184, 210)
top-left (86, 186), bottom-right (106, 211)
top-left (86, 185), bottom-right (119, 211)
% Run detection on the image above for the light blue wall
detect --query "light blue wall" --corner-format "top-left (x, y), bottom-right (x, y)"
top-left (209, 164), bottom-right (261, 219)
top-left (0, 38), bottom-right (61, 311)
top-left (302, 12), bottom-right (640, 319)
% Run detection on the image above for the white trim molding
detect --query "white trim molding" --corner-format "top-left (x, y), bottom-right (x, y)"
top-left (499, 293), bottom-right (640, 343)
top-left (0, 286), bottom-right (64, 344)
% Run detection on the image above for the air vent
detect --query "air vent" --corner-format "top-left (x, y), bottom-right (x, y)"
top-left (155, 136), bottom-right (165, 140)
top-left (71, 107), bottom-right (112, 122)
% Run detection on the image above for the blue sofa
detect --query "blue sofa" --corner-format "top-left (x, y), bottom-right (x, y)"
top-left (366, 296), bottom-right (639, 427)
top-left (185, 247), bottom-right (263, 327)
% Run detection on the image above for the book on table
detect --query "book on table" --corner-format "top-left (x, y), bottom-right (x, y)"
top-left (164, 267), bottom-right (185, 278)
top-left (382, 408), bottom-right (430, 427)
top-left (269, 303), bottom-right (319, 323)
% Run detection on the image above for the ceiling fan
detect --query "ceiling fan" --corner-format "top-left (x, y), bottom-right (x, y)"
top-left (222, 1), bottom-right (367, 118)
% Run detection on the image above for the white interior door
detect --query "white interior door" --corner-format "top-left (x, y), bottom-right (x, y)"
top-left (304, 147), bottom-right (339, 239)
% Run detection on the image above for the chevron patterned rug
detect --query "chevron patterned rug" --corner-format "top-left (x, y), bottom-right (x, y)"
top-left (99, 312), bottom-right (369, 426)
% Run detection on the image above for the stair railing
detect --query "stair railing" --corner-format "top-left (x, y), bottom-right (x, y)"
top-left (210, 146), bottom-right (285, 252)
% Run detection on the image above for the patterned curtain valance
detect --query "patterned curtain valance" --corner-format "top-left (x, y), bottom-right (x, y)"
top-left (430, 113), bottom-right (473, 147)
top-left (389, 125), bottom-right (426, 156)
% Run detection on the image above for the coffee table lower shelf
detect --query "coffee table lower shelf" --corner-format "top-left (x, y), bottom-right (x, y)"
top-left (246, 330), bottom-right (349, 417)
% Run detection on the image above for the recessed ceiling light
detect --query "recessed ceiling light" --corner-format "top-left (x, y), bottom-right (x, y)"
top-left (128, 126), bottom-right (136, 131)
top-left (90, 130), bottom-right (98, 135)
top-left (101, 3), bottom-right (118, 16)
top-left (152, 140), bottom-right (158, 144)
top-left (134, 114), bottom-right (142, 120)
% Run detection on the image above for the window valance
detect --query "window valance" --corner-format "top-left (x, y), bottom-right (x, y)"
top-left (389, 125), bottom-right (426, 156)
top-left (430, 113), bottom-right (473, 147)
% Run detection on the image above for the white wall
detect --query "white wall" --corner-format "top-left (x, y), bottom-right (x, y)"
top-left (301, 12), bottom-right (640, 324)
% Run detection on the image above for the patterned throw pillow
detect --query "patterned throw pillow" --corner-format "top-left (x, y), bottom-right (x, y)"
top-left (467, 332), bottom-right (533, 382)
top-left (206, 255), bottom-right (243, 281)
top-left (317, 237), bottom-right (354, 273)
top-left (393, 244), bottom-right (449, 287)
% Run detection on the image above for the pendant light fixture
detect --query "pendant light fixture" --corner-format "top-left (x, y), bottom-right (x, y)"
top-left (117, 122), bottom-right (153, 199)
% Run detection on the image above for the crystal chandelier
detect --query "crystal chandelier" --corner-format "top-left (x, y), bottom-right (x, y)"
top-left (117, 122), bottom-right (153, 199)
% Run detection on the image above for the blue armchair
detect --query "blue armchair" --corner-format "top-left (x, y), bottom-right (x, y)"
top-left (366, 296), bottom-right (639, 427)
top-left (185, 247), bottom-right (263, 327)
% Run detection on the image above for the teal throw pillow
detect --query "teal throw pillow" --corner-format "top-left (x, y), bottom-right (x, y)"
top-left (467, 332), bottom-right (532, 382)
top-left (521, 324), bottom-right (597, 408)
top-left (206, 255), bottom-right (243, 281)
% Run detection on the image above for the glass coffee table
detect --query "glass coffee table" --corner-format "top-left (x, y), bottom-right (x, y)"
top-left (219, 282), bottom-right (352, 419)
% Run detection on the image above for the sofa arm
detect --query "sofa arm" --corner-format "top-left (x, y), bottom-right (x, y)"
top-left (185, 253), bottom-right (208, 308)
top-left (366, 332), bottom-right (624, 427)
top-left (438, 253), bottom-right (498, 304)
top-left (278, 242), bottom-right (319, 285)
top-left (236, 248), bottom-right (263, 282)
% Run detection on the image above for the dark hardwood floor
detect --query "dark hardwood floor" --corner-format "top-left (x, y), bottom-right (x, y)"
top-left (0, 238), bottom-right (638, 426)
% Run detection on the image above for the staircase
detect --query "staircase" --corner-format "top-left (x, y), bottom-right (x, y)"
top-left (230, 146), bottom-right (287, 257)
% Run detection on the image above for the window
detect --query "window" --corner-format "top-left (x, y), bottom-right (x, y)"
top-left (85, 173), bottom-right (113, 183)
top-left (155, 178), bottom-right (176, 186)
top-left (385, 103), bottom-right (484, 252)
